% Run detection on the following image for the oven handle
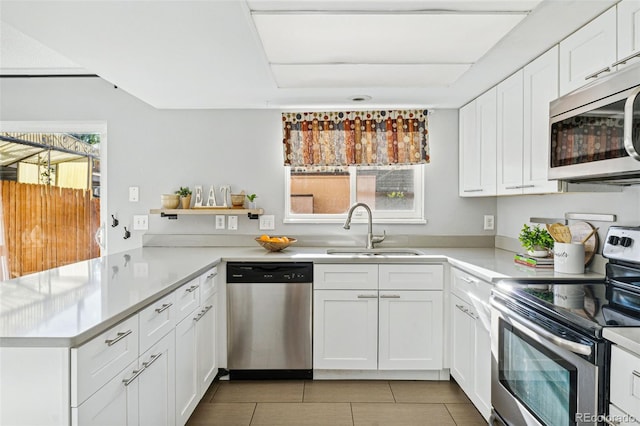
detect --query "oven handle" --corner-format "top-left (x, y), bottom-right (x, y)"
top-left (624, 86), bottom-right (640, 161)
top-left (491, 298), bottom-right (593, 357)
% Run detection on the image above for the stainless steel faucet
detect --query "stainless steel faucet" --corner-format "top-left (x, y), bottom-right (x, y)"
top-left (343, 202), bottom-right (386, 249)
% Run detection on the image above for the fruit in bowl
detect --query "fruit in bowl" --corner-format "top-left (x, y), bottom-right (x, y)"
top-left (255, 235), bottom-right (297, 252)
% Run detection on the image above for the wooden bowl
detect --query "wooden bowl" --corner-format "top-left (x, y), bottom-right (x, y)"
top-left (161, 194), bottom-right (180, 209)
top-left (255, 237), bottom-right (297, 252)
top-left (231, 194), bottom-right (245, 207)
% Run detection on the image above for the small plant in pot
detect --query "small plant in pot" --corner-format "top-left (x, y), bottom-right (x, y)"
top-left (175, 186), bottom-right (192, 209)
top-left (246, 193), bottom-right (258, 209)
top-left (519, 224), bottom-right (554, 257)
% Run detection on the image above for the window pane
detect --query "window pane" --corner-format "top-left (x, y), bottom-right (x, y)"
top-left (290, 169), bottom-right (350, 214)
top-left (356, 167), bottom-right (415, 211)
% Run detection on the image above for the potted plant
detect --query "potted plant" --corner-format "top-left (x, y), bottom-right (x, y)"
top-left (175, 186), bottom-right (192, 209)
top-left (519, 224), bottom-right (554, 257)
top-left (246, 193), bottom-right (258, 209)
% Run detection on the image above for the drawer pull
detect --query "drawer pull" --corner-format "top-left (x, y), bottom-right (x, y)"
top-left (357, 294), bottom-right (378, 299)
top-left (142, 352), bottom-right (163, 370)
top-left (611, 51), bottom-right (640, 67)
top-left (380, 294), bottom-right (401, 299)
top-left (463, 189), bottom-right (483, 193)
top-left (193, 305), bottom-right (212, 322)
top-left (585, 66), bottom-right (611, 80)
top-left (186, 285), bottom-right (199, 293)
top-left (105, 329), bottom-right (132, 346)
top-left (154, 303), bottom-right (173, 314)
top-left (122, 368), bottom-right (143, 386)
top-left (633, 370), bottom-right (640, 379)
top-left (460, 276), bottom-right (478, 284)
top-left (206, 272), bottom-right (218, 280)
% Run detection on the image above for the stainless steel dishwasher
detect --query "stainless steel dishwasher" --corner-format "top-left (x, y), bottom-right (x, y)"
top-left (226, 262), bottom-right (313, 380)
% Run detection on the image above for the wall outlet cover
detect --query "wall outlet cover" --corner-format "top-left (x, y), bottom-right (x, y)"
top-left (133, 215), bottom-right (148, 230)
top-left (228, 215), bottom-right (238, 230)
top-left (259, 215), bottom-right (275, 230)
top-left (129, 186), bottom-right (139, 202)
top-left (215, 215), bottom-right (225, 229)
top-left (484, 215), bottom-right (495, 231)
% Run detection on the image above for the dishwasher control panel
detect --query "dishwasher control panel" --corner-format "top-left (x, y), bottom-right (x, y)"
top-left (226, 262), bottom-right (313, 283)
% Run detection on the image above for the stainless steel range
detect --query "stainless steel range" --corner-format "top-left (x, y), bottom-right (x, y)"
top-left (490, 226), bottom-right (640, 426)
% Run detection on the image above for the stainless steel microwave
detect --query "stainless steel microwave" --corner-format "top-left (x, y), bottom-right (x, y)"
top-left (549, 62), bottom-right (640, 184)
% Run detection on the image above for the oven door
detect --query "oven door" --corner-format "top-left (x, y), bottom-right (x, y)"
top-left (491, 300), bottom-right (600, 426)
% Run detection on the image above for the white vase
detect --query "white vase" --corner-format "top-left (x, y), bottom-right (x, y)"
top-left (247, 201), bottom-right (257, 209)
top-left (527, 247), bottom-right (549, 258)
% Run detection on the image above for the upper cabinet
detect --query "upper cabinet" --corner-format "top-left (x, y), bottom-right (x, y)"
top-left (617, 0), bottom-right (640, 69)
top-left (459, 88), bottom-right (497, 197)
top-left (496, 70), bottom-right (524, 195)
top-left (559, 7), bottom-right (617, 95)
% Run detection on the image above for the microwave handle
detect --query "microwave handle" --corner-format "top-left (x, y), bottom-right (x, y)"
top-left (624, 86), bottom-right (640, 161)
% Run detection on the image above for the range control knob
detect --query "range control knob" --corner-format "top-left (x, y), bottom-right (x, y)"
top-left (608, 235), bottom-right (620, 245)
top-left (620, 237), bottom-right (633, 247)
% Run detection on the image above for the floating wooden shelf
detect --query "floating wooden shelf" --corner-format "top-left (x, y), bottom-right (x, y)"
top-left (150, 208), bottom-right (264, 220)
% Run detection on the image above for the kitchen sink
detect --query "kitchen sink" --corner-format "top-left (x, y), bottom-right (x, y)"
top-left (325, 248), bottom-right (423, 256)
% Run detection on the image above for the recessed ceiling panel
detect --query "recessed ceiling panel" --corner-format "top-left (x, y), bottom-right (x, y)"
top-left (248, 1), bottom-right (541, 12)
top-left (271, 63), bottom-right (471, 88)
top-left (253, 13), bottom-right (527, 64)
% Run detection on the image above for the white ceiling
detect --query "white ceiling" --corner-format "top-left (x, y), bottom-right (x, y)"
top-left (0, 0), bottom-right (618, 109)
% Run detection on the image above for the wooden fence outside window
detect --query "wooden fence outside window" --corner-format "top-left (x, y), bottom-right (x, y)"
top-left (1, 180), bottom-right (100, 279)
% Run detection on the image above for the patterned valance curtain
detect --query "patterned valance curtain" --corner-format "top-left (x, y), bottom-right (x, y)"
top-left (282, 110), bottom-right (429, 167)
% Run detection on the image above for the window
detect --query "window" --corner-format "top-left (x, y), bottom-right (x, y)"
top-left (284, 164), bottom-right (424, 223)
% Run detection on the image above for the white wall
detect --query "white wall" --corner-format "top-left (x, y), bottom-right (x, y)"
top-left (1, 77), bottom-right (497, 253)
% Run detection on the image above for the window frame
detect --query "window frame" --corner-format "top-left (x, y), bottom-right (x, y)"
top-left (283, 164), bottom-right (425, 224)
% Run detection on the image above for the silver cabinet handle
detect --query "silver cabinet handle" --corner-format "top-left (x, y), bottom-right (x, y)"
top-left (624, 86), bottom-right (640, 161)
top-left (193, 305), bottom-right (213, 322)
top-left (122, 368), bottom-right (144, 386)
top-left (105, 330), bottom-right (132, 346)
top-left (460, 276), bottom-right (478, 284)
top-left (585, 66), bottom-right (611, 80)
top-left (154, 303), bottom-right (173, 314)
top-left (633, 370), bottom-right (640, 379)
top-left (185, 284), bottom-right (199, 293)
top-left (357, 294), bottom-right (378, 299)
top-left (206, 272), bottom-right (218, 280)
top-left (603, 418), bottom-right (621, 426)
top-left (611, 51), bottom-right (640, 67)
top-left (380, 294), bottom-right (400, 298)
top-left (142, 353), bottom-right (162, 369)
top-left (463, 189), bottom-right (483, 193)
top-left (505, 184), bottom-right (535, 190)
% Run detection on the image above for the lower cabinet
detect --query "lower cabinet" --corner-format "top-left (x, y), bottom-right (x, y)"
top-left (74, 330), bottom-right (175, 426)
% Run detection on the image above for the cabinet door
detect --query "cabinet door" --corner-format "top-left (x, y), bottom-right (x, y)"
top-left (617, 0), bottom-right (640, 69)
top-left (472, 314), bottom-right (492, 421)
top-left (74, 359), bottom-right (139, 426)
top-left (175, 311), bottom-right (199, 426)
top-left (313, 290), bottom-right (378, 370)
top-left (497, 70), bottom-right (524, 195)
top-left (559, 7), bottom-right (617, 95)
top-left (459, 100), bottom-right (479, 196)
top-left (450, 296), bottom-right (473, 390)
top-left (523, 46), bottom-right (560, 194)
top-left (313, 264), bottom-right (378, 290)
top-left (175, 278), bottom-right (201, 323)
top-left (138, 331), bottom-right (175, 426)
top-left (378, 291), bottom-right (443, 370)
top-left (196, 293), bottom-right (218, 398)
top-left (476, 88), bottom-right (498, 196)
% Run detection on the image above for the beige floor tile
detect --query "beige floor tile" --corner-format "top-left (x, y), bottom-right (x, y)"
top-left (389, 381), bottom-right (472, 404)
top-left (352, 402), bottom-right (457, 426)
top-left (186, 403), bottom-right (256, 426)
top-left (251, 402), bottom-right (353, 426)
top-left (202, 381), bottom-right (221, 403)
top-left (445, 403), bottom-right (487, 426)
top-left (303, 380), bottom-right (394, 402)
top-left (211, 381), bottom-right (304, 403)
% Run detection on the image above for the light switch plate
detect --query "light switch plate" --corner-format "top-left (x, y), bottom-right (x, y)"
top-left (259, 215), bottom-right (275, 230)
top-left (484, 215), bottom-right (495, 230)
top-left (215, 215), bottom-right (225, 229)
top-left (129, 186), bottom-right (139, 202)
top-left (133, 215), bottom-right (148, 230)
top-left (228, 215), bottom-right (238, 230)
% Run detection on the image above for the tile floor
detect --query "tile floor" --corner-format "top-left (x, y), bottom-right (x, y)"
top-left (187, 379), bottom-right (487, 426)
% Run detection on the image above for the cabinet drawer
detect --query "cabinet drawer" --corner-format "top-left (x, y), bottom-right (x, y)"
top-left (608, 403), bottom-right (640, 425)
top-left (379, 264), bottom-right (443, 290)
top-left (139, 291), bottom-right (176, 353)
top-left (451, 268), bottom-right (492, 303)
top-left (72, 315), bottom-right (139, 406)
top-left (175, 277), bottom-right (201, 322)
top-left (314, 264), bottom-right (378, 290)
top-left (610, 345), bottom-right (640, 420)
top-left (200, 266), bottom-right (218, 302)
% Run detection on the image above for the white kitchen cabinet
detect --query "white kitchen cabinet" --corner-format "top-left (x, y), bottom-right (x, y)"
top-left (496, 70), bottom-right (524, 195)
top-left (617, 0), bottom-right (640, 69)
top-left (313, 264), bottom-right (444, 372)
top-left (559, 6), bottom-right (617, 95)
top-left (175, 306), bottom-right (199, 426)
top-left (459, 88), bottom-right (497, 197)
top-left (609, 404), bottom-right (640, 425)
top-left (379, 290), bottom-right (443, 370)
top-left (609, 345), bottom-right (640, 422)
top-left (313, 289), bottom-right (379, 370)
top-left (196, 293), bottom-right (218, 399)
top-left (522, 46), bottom-right (561, 194)
top-left (450, 295), bottom-right (474, 390)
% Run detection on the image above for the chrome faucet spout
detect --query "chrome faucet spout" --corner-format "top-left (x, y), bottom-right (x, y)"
top-left (343, 203), bottom-right (384, 249)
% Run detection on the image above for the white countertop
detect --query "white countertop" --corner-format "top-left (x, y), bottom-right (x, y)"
top-left (603, 327), bottom-right (640, 356)
top-left (0, 245), bottom-right (605, 347)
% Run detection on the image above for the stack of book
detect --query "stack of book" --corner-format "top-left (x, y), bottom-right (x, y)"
top-left (514, 253), bottom-right (554, 269)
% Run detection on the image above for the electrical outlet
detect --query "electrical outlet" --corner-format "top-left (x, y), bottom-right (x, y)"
top-left (228, 215), bottom-right (238, 230)
top-left (259, 215), bottom-right (275, 230)
top-left (133, 215), bottom-right (148, 230)
top-left (129, 186), bottom-right (139, 202)
top-left (484, 215), bottom-right (495, 230)
top-left (215, 215), bottom-right (225, 229)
